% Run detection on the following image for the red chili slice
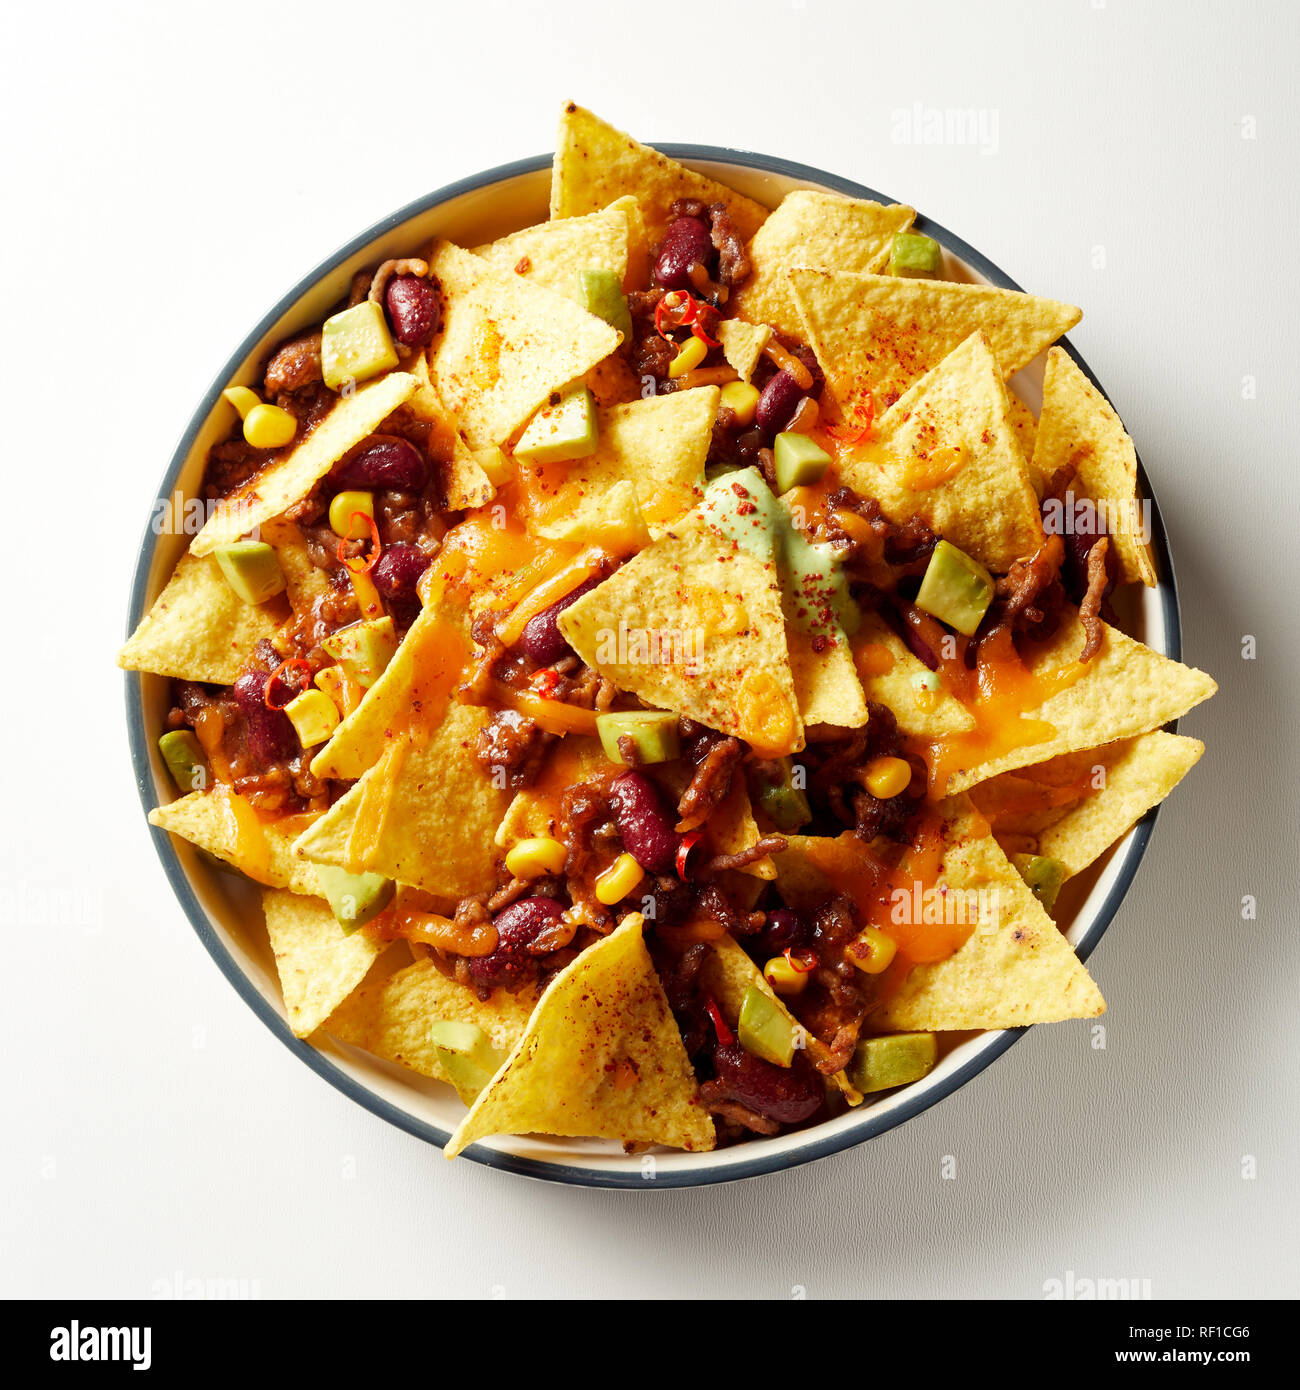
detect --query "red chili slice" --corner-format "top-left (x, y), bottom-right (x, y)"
top-left (705, 996), bottom-right (734, 1046)
top-left (674, 831), bottom-right (703, 880)
top-left (690, 317), bottom-right (721, 349)
top-left (784, 947), bottom-right (817, 975)
top-left (654, 289), bottom-right (699, 339)
top-left (826, 394), bottom-right (875, 444)
top-left (264, 658), bottom-right (312, 711)
top-left (337, 512), bottom-right (382, 574)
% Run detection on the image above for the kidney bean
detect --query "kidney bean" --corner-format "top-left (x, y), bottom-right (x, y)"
top-left (609, 771), bottom-right (681, 875)
top-left (518, 575), bottom-right (603, 665)
top-left (371, 542), bottom-right (431, 625)
top-left (232, 671), bottom-right (298, 761)
top-left (755, 369), bottom-right (806, 434)
top-left (384, 274), bottom-right (441, 346)
top-left (712, 1042), bottom-right (823, 1124)
top-left (654, 215), bottom-right (714, 290)
top-left (337, 437), bottom-right (428, 491)
top-left (468, 897), bottom-right (568, 990)
top-left (758, 908), bottom-right (812, 958)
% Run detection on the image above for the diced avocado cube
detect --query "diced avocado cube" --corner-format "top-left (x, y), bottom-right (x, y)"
top-left (751, 757), bottom-right (812, 832)
top-left (579, 267), bottom-right (632, 339)
top-left (890, 231), bottom-right (943, 278)
top-left (429, 1019), bottom-right (507, 1102)
top-left (320, 616), bottom-right (398, 689)
top-left (773, 432), bottom-right (832, 493)
top-left (213, 540), bottom-right (285, 605)
top-left (915, 539), bottom-right (994, 636)
top-left (513, 385), bottom-right (598, 464)
top-left (321, 300), bottom-right (399, 390)
top-left (849, 1032), bottom-right (938, 1093)
top-left (596, 710), bottom-right (680, 765)
top-left (738, 984), bottom-right (796, 1067)
top-left (158, 729), bottom-right (209, 792)
top-left (284, 689), bottom-right (340, 748)
top-left (1012, 853), bottom-right (1066, 913)
top-left (314, 863), bottom-right (395, 932)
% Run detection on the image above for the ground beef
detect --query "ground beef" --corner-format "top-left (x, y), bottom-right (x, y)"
top-left (708, 202), bottom-right (751, 286)
top-left (1078, 535), bottom-right (1111, 662)
top-left (677, 736), bottom-right (742, 828)
top-left (825, 487), bottom-right (938, 573)
top-left (264, 331), bottom-right (323, 397)
top-left (983, 534), bottom-right (1067, 647)
top-left (804, 701), bottom-right (927, 842)
top-left (473, 709), bottom-right (553, 790)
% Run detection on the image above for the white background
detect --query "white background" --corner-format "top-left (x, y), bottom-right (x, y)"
top-left (2, 0), bottom-right (1296, 1300)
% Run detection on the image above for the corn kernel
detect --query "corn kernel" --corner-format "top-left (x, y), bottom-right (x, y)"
top-left (848, 925), bottom-right (898, 975)
top-left (243, 402), bottom-right (298, 449)
top-left (284, 689), bottom-right (340, 748)
top-left (719, 379), bottom-right (761, 426)
top-left (668, 335), bottom-right (708, 378)
top-left (594, 852), bottom-right (645, 905)
top-left (863, 755), bottom-right (912, 799)
top-left (329, 490), bottom-right (375, 539)
top-left (504, 837), bottom-right (568, 879)
top-left (222, 385), bottom-right (261, 420)
top-left (763, 955), bottom-right (811, 997)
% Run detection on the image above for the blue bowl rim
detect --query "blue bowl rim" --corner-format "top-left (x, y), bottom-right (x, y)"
top-left (125, 144), bottom-right (1182, 1189)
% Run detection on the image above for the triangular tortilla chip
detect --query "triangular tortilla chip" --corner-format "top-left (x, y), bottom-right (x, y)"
top-left (1026, 732), bottom-right (1203, 877)
top-left (118, 552), bottom-right (283, 684)
top-left (1032, 347), bottom-right (1156, 586)
top-left (716, 318), bottom-right (771, 382)
top-left (446, 914), bottom-right (714, 1157)
top-left (293, 703), bottom-right (507, 898)
top-left (149, 791), bottom-right (320, 893)
top-left (840, 332), bottom-right (1045, 571)
top-left (533, 478), bottom-right (650, 553)
top-left (310, 597), bottom-right (473, 781)
top-left (789, 269), bottom-right (1081, 416)
top-left (189, 371), bottom-right (417, 555)
top-left (404, 350), bottom-right (495, 510)
top-left (426, 239), bottom-right (620, 450)
top-left (494, 736), bottom-right (619, 849)
top-left (934, 616), bottom-right (1216, 794)
top-left (472, 202), bottom-right (630, 303)
top-left (558, 509), bottom-right (803, 755)
top-left (1007, 390), bottom-right (1038, 466)
top-left (325, 956), bottom-right (538, 1102)
top-left (263, 889), bottom-right (384, 1037)
top-left (786, 626), bottom-right (868, 730)
top-left (549, 102), bottom-right (767, 244)
top-left (730, 190), bottom-right (915, 340)
top-left (700, 933), bottom-right (819, 1053)
top-left (871, 802), bottom-right (1105, 1029)
top-left (516, 388), bottom-right (715, 534)
top-left (849, 613), bottom-right (975, 738)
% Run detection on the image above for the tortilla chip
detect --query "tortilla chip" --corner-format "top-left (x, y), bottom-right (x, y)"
top-left (1029, 732), bottom-right (1204, 877)
top-left (840, 332), bottom-right (1044, 571)
top-left (426, 239), bottom-right (620, 450)
top-left (310, 599), bottom-right (472, 781)
top-left (585, 353), bottom-right (643, 408)
top-left (871, 803), bottom-right (1104, 1029)
top-left (1007, 391), bottom-right (1038, 465)
top-left (446, 913), bottom-right (714, 1157)
top-left (149, 791), bottom-right (320, 893)
top-left (730, 190), bottom-right (915, 340)
top-left (1031, 347), bottom-right (1157, 586)
top-left (260, 518), bottom-right (332, 609)
top-left (789, 270), bottom-right (1081, 416)
top-left (940, 616), bottom-right (1217, 794)
top-left (325, 957), bottom-right (538, 1102)
top-left (263, 889), bottom-right (383, 1038)
top-left (700, 934), bottom-right (815, 1050)
top-left (787, 626), bottom-right (868, 730)
top-left (404, 350), bottom-right (496, 510)
top-left (533, 478), bottom-right (650, 553)
top-left (558, 510), bottom-right (803, 755)
top-left (550, 102), bottom-right (767, 244)
top-left (717, 319), bottom-right (771, 382)
top-left (293, 703), bottom-right (507, 899)
top-left (118, 552), bottom-right (283, 684)
top-left (189, 372), bottom-right (417, 556)
top-left (849, 613), bottom-right (975, 738)
top-left (473, 203), bottom-right (629, 303)
top-left (516, 388), bottom-right (715, 534)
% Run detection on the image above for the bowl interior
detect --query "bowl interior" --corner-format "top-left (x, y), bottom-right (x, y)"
top-left (130, 153), bottom-right (1176, 1186)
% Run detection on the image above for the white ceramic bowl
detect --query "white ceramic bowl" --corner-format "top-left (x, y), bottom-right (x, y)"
top-left (126, 148), bottom-right (1183, 1187)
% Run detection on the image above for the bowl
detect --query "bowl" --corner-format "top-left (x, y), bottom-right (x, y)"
top-left (125, 147), bottom-right (1182, 1187)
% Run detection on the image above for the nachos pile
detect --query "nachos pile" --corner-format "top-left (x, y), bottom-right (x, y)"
top-left (122, 104), bottom-right (1215, 1157)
